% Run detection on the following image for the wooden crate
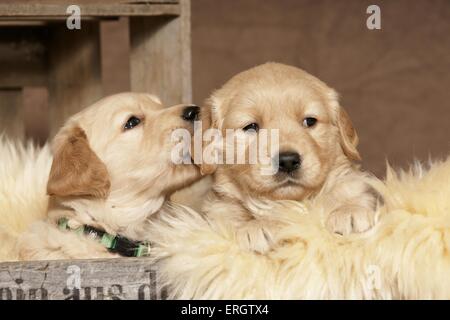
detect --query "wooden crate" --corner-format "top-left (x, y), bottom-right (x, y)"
top-left (0, 0), bottom-right (191, 139)
top-left (0, 1), bottom-right (191, 299)
top-left (0, 257), bottom-right (166, 300)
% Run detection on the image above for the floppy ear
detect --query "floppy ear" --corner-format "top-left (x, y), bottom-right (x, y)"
top-left (198, 99), bottom-right (218, 176)
top-left (47, 126), bottom-right (111, 198)
top-left (337, 107), bottom-right (361, 161)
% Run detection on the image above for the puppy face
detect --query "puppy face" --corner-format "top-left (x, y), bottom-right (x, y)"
top-left (47, 93), bottom-right (201, 202)
top-left (203, 63), bottom-right (359, 201)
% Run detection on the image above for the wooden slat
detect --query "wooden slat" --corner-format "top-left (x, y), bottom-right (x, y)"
top-left (0, 17), bottom-right (117, 24)
top-left (0, 258), bottom-right (165, 300)
top-left (129, 0), bottom-right (191, 105)
top-left (0, 89), bottom-right (24, 140)
top-left (47, 22), bottom-right (103, 137)
top-left (179, 0), bottom-right (192, 103)
top-left (0, 4), bottom-right (180, 18)
top-left (0, 21), bottom-right (47, 26)
top-left (0, 1), bottom-right (178, 4)
top-left (0, 28), bottom-right (47, 88)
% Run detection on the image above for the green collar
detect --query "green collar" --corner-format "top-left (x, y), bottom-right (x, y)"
top-left (58, 218), bottom-right (150, 257)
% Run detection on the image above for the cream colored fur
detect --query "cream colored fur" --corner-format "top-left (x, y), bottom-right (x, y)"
top-left (0, 129), bottom-right (449, 299)
top-left (0, 93), bottom-right (203, 261)
top-left (148, 157), bottom-right (450, 299)
top-left (0, 137), bottom-right (52, 261)
top-left (200, 63), bottom-right (378, 252)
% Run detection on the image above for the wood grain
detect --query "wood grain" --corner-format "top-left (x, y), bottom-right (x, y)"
top-left (0, 1), bottom-right (178, 4)
top-left (0, 0), bottom-right (192, 141)
top-left (47, 22), bottom-right (102, 137)
top-left (0, 89), bottom-right (24, 140)
top-left (0, 258), bottom-right (165, 300)
top-left (0, 4), bottom-right (179, 18)
top-left (0, 28), bottom-right (47, 88)
top-left (129, 0), bottom-right (191, 105)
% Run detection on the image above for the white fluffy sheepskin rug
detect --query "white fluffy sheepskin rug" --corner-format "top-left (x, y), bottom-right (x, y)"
top-left (148, 159), bottom-right (450, 299)
top-left (0, 137), bottom-right (51, 261)
top-left (0, 137), bottom-right (449, 299)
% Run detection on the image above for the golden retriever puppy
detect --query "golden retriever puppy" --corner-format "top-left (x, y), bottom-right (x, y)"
top-left (17, 93), bottom-right (202, 260)
top-left (200, 63), bottom-right (377, 253)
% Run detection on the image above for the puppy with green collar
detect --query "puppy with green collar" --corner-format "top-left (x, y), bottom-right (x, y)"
top-left (17, 93), bottom-right (202, 260)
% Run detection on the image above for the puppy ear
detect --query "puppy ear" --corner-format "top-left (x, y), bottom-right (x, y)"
top-left (47, 126), bottom-right (111, 198)
top-left (337, 107), bottom-right (361, 161)
top-left (198, 100), bottom-right (218, 176)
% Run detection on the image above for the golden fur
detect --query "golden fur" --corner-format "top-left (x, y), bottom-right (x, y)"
top-left (200, 63), bottom-right (377, 253)
top-left (0, 93), bottom-right (448, 298)
top-left (148, 157), bottom-right (450, 299)
top-left (1, 92), bottom-right (202, 261)
top-left (47, 126), bottom-right (111, 199)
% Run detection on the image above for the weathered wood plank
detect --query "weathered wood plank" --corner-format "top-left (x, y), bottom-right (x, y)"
top-left (0, 258), bottom-right (165, 300)
top-left (0, 1), bottom-right (178, 4)
top-left (0, 4), bottom-right (180, 18)
top-left (0, 89), bottom-right (24, 140)
top-left (47, 22), bottom-right (103, 137)
top-left (129, 0), bottom-right (191, 105)
top-left (0, 28), bottom-right (47, 88)
top-left (0, 17), bottom-right (117, 24)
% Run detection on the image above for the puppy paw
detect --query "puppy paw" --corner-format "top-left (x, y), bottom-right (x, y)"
top-left (326, 206), bottom-right (375, 235)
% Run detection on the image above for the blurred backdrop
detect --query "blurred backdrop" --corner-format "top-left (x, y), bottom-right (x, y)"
top-left (20, 0), bottom-right (450, 177)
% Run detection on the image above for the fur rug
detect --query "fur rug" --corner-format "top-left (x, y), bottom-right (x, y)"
top-left (0, 137), bottom-right (52, 261)
top-left (0, 137), bottom-right (449, 299)
top-left (148, 159), bottom-right (450, 299)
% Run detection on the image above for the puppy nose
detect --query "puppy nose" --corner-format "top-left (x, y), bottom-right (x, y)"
top-left (277, 152), bottom-right (301, 173)
top-left (182, 105), bottom-right (200, 122)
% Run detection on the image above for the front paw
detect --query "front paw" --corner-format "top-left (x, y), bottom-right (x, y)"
top-left (326, 206), bottom-right (375, 235)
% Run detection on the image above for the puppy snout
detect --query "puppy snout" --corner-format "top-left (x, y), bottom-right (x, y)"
top-left (277, 151), bottom-right (301, 173)
top-left (182, 105), bottom-right (200, 122)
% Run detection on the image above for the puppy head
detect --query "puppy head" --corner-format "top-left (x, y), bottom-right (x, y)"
top-left (47, 93), bottom-right (202, 203)
top-left (204, 63), bottom-right (360, 201)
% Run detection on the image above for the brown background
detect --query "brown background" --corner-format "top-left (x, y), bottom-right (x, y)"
top-left (195, 0), bottom-right (450, 177)
top-left (101, 0), bottom-right (450, 177)
top-left (16, 0), bottom-right (450, 177)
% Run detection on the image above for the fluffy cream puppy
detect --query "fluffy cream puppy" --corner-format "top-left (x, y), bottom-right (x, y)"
top-left (17, 92), bottom-right (202, 260)
top-left (200, 63), bottom-right (378, 253)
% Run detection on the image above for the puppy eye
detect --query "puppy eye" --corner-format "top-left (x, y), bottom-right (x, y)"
top-left (242, 123), bottom-right (259, 132)
top-left (302, 117), bottom-right (317, 128)
top-left (124, 116), bottom-right (141, 130)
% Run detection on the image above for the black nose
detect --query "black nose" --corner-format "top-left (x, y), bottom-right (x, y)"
top-left (182, 105), bottom-right (200, 122)
top-left (277, 152), bottom-right (301, 173)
